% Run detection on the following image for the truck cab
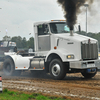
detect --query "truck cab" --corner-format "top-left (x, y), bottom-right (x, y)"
top-left (34, 20), bottom-right (70, 53)
top-left (3, 20), bottom-right (100, 80)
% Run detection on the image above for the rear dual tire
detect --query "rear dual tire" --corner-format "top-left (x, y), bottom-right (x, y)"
top-left (3, 58), bottom-right (21, 76)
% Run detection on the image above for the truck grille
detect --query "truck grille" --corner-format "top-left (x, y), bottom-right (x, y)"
top-left (81, 42), bottom-right (98, 60)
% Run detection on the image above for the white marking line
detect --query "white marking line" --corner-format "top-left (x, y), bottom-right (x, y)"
top-left (65, 93), bottom-right (100, 100)
top-left (3, 80), bottom-right (30, 84)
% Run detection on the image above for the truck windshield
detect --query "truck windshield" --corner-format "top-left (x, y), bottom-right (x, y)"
top-left (50, 22), bottom-right (70, 34)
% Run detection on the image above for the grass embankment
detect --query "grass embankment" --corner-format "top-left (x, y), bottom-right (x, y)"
top-left (0, 89), bottom-right (71, 100)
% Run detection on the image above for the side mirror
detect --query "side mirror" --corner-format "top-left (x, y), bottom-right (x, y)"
top-left (44, 24), bottom-right (49, 34)
top-left (44, 28), bottom-right (49, 34)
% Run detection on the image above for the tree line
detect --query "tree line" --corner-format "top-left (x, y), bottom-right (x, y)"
top-left (2, 36), bottom-right (34, 49)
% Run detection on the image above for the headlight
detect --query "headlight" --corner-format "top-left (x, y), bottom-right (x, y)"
top-left (98, 53), bottom-right (100, 57)
top-left (67, 55), bottom-right (74, 59)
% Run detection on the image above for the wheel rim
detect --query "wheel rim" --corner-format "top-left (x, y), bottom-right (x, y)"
top-left (52, 64), bottom-right (61, 76)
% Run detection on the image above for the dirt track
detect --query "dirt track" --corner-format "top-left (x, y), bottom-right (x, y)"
top-left (1, 71), bottom-right (100, 100)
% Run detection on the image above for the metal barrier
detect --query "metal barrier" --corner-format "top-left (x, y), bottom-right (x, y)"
top-left (0, 76), bottom-right (2, 93)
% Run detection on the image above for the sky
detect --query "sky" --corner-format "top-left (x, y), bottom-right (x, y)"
top-left (0, 0), bottom-right (100, 40)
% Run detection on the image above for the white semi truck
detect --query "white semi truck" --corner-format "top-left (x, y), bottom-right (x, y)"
top-left (3, 20), bottom-right (99, 79)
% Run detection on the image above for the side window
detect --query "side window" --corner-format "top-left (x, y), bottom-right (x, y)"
top-left (38, 24), bottom-right (49, 35)
top-left (38, 25), bottom-right (44, 35)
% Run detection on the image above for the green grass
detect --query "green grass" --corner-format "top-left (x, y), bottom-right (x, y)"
top-left (0, 89), bottom-right (71, 100)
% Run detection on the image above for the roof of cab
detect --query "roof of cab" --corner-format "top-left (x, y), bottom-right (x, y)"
top-left (34, 20), bottom-right (66, 26)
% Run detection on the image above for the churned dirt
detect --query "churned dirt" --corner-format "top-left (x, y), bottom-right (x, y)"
top-left (1, 71), bottom-right (100, 100)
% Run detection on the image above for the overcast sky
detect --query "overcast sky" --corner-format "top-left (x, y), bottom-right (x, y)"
top-left (0, 0), bottom-right (100, 40)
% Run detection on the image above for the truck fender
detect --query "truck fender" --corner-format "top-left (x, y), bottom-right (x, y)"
top-left (45, 50), bottom-right (65, 62)
top-left (4, 55), bottom-right (15, 66)
top-left (45, 50), bottom-right (69, 73)
top-left (4, 55), bottom-right (16, 63)
top-left (4, 54), bottom-right (33, 70)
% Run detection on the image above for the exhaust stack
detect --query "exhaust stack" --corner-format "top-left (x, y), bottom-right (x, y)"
top-left (70, 26), bottom-right (74, 36)
top-left (70, 30), bottom-right (73, 36)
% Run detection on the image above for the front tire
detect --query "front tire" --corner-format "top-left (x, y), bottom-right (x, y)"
top-left (81, 69), bottom-right (97, 79)
top-left (49, 59), bottom-right (66, 80)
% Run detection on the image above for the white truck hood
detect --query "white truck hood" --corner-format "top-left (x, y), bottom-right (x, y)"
top-left (53, 33), bottom-right (97, 43)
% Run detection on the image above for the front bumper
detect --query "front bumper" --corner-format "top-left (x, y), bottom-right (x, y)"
top-left (96, 57), bottom-right (100, 70)
top-left (70, 59), bottom-right (100, 69)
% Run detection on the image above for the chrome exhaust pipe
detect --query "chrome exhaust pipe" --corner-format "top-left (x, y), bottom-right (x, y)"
top-left (70, 30), bottom-right (73, 36)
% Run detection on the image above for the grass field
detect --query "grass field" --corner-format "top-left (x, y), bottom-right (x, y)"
top-left (0, 89), bottom-right (70, 100)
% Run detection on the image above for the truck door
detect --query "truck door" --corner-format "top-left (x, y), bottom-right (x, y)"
top-left (37, 24), bottom-right (51, 51)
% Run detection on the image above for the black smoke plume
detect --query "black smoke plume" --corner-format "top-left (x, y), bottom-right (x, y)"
top-left (57, 0), bottom-right (94, 30)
